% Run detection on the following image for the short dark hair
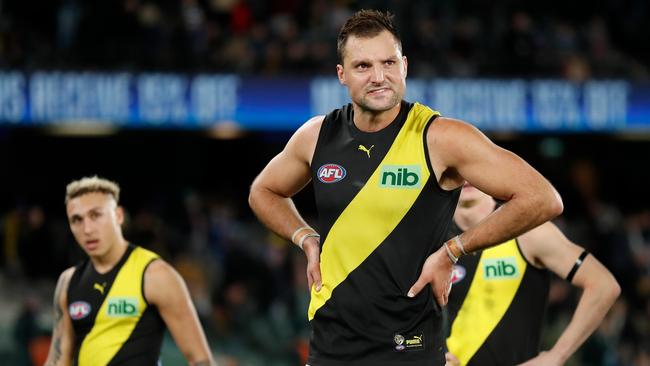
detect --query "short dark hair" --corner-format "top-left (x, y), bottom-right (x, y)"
top-left (337, 9), bottom-right (401, 63)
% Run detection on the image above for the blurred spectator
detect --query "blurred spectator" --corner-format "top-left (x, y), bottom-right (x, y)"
top-left (12, 294), bottom-right (47, 366)
top-left (18, 206), bottom-right (56, 279)
top-left (1, 0), bottom-right (648, 78)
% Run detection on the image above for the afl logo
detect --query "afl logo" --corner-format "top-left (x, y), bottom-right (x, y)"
top-left (69, 301), bottom-right (92, 320)
top-left (317, 164), bottom-right (346, 183)
top-left (450, 265), bottom-right (466, 284)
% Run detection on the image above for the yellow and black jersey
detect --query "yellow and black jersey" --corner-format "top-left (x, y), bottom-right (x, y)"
top-left (67, 245), bottom-right (165, 366)
top-left (446, 238), bottom-right (550, 366)
top-left (308, 101), bottom-right (460, 366)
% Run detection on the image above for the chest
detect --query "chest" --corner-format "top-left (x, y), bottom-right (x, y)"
top-left (313, 130), bottom-right (427, 211)
top-left (68, 268), bottom-right (144, 333)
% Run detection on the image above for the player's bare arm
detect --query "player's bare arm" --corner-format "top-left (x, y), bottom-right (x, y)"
top-left (517, 222), bottom-right (620, 366)
top-left (45, 267), bottom-right (75, 366)
top-left (144, 260), bottom-right (216, 366)
top-left (249, 115), bottom-right (325, 290)
top-left (432, 118), bottom-right (563, 249)
top-left (249, 115), bottom-right (323, 238)
top-left (409, 118), bottom-right (563, 305)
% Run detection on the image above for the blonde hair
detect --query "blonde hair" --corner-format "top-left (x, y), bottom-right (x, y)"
top-left (65, 176), bottom-right (120, 204)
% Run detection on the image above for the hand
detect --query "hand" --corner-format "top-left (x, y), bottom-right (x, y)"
top-left (407, 245), bottom-right (453, 306)
top-left (445, 351), bottom-right (460, 366)
top-left (517, 351), bottom-right (564, 366)
top-left (303, 237), bottom-right (322, 292)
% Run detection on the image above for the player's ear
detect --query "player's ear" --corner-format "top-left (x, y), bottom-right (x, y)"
top-left (115, 206), bottom-right (124, 226)
top-left (337, 64), bottom-right (346, 85)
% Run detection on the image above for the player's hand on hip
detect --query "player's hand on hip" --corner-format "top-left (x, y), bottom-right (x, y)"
top-left (303, 237), bottom-right (322, 292)
top-left (517, 351), bottom-right (563, 366)
top-left (445, 351), bottom-right (461, 366)
top-left (407, 245), bottom-right (453, 306)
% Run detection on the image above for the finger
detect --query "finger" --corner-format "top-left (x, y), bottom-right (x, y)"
top-left (307, 269), bottom-right (313, 290)
top-left (440, 279), bottom-right (450, 306)
top-left (446, 352), bottom-right (460, 366)
top-left (407, 273), bottom-right (428, 298)
top-left (306, 248), bottom-right (322, 292)
top-left (305, 243), bottom-right (322, 292)
top-left (311, 264), bottom-right (322, 292)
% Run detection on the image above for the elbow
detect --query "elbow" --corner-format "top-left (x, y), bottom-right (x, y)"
top-left (608, 278), bottom-right (622, 304)
top-left (551, 193), bottom-right (564, 218)
top-left (248, 183), bottom-right (260, 210)
top-left (249, 180), bottom-right (275, 213)
top-left (543, 188), bottom-right (564, 220)
top-left (592, 275), bottom-right (621, 308)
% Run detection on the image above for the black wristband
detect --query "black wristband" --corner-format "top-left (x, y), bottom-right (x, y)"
top-left (566, 250), bottom-right (589, 283)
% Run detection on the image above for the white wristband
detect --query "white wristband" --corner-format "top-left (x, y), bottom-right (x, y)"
top-left (444, 242), bottom-right (459, 264)
top-left (290, 226), bottom-right (312, 244)
top-left (452, 235), bottom-right (468, 256)
top-left (298, 233), bottom-right (320, 250)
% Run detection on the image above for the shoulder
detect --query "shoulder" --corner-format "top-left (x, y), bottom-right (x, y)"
top-left (143, 259), bottom-right (185, 305)
top-left (58, 266), bottom-right (76, 289)
top-left (428, 117), bottom-right (487, 146)
top-left (517, 221), bottom-right (572, 268)
top-left (286, 115), bottom-right (325, 162)
top-left (425, 117), bottom-right (493, 177)
top-left (144, 259), bottom-right (175, 283)
top-left (55, 266), bottom-right (76, 307)
top-left (518, 221), bottom-right (567, 252)
top-left (292, 115), bottom-right (325, 143)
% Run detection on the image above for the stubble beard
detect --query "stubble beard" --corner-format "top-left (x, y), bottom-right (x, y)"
top-left (357, 87), bottom-right (402, 114)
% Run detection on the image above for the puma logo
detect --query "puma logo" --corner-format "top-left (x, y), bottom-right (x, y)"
top-left (358, 144), bottom-right (374, 158)
top-left (405, 334), bottom-right (424, 346)
top-left (94, 282), bottom-right (107, 295)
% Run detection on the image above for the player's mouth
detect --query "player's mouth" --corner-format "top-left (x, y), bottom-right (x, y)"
top-left (85, 239), bottom-right (100, 250)
top-left (367, 87), bottom-right (391, 95)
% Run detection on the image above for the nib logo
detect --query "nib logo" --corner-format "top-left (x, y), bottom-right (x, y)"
top-left (379, 165), bottom-right (421, 189)
top-left (107, 297), bottom-right (139, 317)
top-left (482, 257), bottom-right (519, 280)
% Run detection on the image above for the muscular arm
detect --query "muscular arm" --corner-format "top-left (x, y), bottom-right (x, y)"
top-left (431, 118), bottom-right (563, 252)
top-left (249, 116), bottom-right (324, 290)
top-left (144, 260), bottom-right (215, 366)
top-left (249, 116), bottom-right (322, 240)
top-left (45, 267), bottom-right (75, 366)
top-left (517, 222), bottom-right (620, 365)
top-left (410, 118), bottom-right (563, 305)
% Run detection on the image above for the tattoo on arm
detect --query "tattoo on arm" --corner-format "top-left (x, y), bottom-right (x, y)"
top-left (45, 273), bottom-right (67, 366)
top-left (54, 292), bottom-right (63, 323)
top-left (47, 336), bottom-right (62, 365)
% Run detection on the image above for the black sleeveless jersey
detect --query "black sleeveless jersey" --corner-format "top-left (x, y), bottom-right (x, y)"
top-left (308, 101), bottom-right (460, 366)
top-left (446, 238), bottom-right (550, 365)
top-left (67, 245), bottom-right (165, 366)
